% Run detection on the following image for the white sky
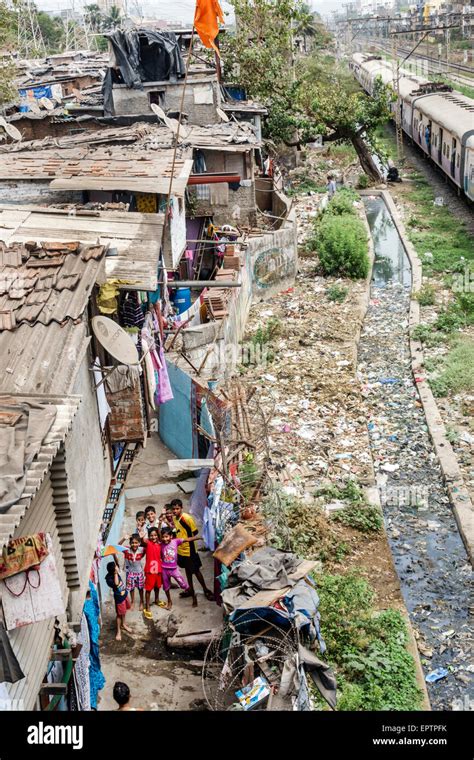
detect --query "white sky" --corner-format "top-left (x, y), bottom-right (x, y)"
top-left (35, 0), bottom-right (337, 23)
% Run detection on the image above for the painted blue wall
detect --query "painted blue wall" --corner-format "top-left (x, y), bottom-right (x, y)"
top-left (159, 360), bottom-right (195, 459)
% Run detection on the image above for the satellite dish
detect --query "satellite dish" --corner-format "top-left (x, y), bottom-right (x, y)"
top-left (216, 107), bottom-right (229, 123)
top-left (150, 102), bottom-right (191, 139)
top-left (39, 96), bottom-right (54, 111)
top-left (91, 316), bottom-right (139, 365)
top-left (0, 117), bottom-right (22, 142)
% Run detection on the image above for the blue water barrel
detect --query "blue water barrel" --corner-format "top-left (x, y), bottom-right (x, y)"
top-left (171, 287), bottom-right (192, 314)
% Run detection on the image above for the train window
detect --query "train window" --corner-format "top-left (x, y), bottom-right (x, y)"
top-left (457, 154), bottom-right (460, 168)
top-left (446, 146), bottom-right (450, 159)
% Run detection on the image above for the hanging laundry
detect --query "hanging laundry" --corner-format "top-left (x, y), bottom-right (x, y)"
top-left (83, 581), bottom-right (105, 710)
top-left (156, 348), bottom-right (174, 404)
top-left (1, 534), bottom-right (64, 630)
top-left (121, 291), bottom-right (145, 328)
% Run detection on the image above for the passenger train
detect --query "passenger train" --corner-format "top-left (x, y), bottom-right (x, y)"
top-left (351, 53), bottom-right (474, 202)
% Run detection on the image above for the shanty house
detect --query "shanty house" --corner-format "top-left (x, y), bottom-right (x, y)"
top-left (0, 205), bottom-right (165, 709)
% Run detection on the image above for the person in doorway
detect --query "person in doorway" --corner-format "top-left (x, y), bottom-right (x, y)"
top-left (135, 510), bottom-right (147, 543)
top-left (141, 527), bottom-right (165, 619)
top-left (171, 498), bottom-right (214, 606)
top-left (160, 527), bottom-right (201, 609)
top-left (105, 561), bottom-right (132, 641)
top-left (113, 681), bottom-right (143, 711)
top-left (119, 534), bottom-right (145, 611)
top-left (326, 174), bottom-right (337, 199)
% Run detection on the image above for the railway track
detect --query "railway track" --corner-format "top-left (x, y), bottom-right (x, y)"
top-left (359, 38), bottom-right (474, 79)
top-left (358, 40), bottom-right (474, 91)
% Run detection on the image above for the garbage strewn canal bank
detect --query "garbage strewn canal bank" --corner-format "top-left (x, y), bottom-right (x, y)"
top-left (358, 196), bottom-right (473, 710)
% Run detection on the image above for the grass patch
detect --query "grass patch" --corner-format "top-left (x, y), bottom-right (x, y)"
top-left (287, 177), bottom-right (327, 196)
top-left (314, 572), bottom-right (423, 711)
top-left (414, 284), bottom-right (436, 306)
top-left (429, 338), bottom-right (474, 397)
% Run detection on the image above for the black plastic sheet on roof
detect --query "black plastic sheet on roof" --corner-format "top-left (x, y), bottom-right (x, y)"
top-left (103, 29), bottom-right (185, 116)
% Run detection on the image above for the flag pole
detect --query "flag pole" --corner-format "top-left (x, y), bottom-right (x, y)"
top-left (160, 28), bottom-right (197, 257)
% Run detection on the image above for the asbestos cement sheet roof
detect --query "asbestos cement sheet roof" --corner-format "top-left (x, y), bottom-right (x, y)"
top-left (0, 205), bottom-right (165, 291)
top-left (0, 320), bottom-right (90, 396)
top-left (0, 393), bottom-right (81, 550)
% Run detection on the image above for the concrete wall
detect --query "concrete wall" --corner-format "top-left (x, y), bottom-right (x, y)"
top-left (248, 209), bottom-right (298, 299)
top-left (0, 180), bottom-right (82, 206)
top-left (112, 76), bottom-right (221, 125)
top-left (169, 211), bottom-right (298, 379)
top-left (65, 355), bottom-right (112, 620)
top-left (158, 361), bottom-right (195, 458)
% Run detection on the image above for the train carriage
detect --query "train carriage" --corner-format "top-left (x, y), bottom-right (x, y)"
top-left (351, 54), bottom-right (474, 202)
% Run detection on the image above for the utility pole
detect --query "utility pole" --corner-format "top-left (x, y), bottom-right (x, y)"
top-left (17, 0), bottom-right (46, 58)
top-left (390, 20), bottom-right (404, 164)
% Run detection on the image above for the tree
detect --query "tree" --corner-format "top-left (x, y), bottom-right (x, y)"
top-left (36, 10), bottom-right (64, 52)
top-left (84, 3), bottom-right (104, 31)
top-left (223, 5), bottom-right (391, 180)
top-left (0, 1), bottom-right (18, 105)
top-left (222, 0), bottom-right (304, 100)
top-left (104, 5), bottom-right (122, 31)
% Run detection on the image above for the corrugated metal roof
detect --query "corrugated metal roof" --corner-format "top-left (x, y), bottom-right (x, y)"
top-left (0, 394), bottom-right (81, 550)
top-left (0, 320), bottom-right (90, 395)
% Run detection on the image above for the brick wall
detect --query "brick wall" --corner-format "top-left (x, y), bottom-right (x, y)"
top-left (106, 383), bottom-right (146, 442)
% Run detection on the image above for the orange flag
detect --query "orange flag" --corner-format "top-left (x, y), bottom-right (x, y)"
top-left (194, 0), bottom-right (225, 54)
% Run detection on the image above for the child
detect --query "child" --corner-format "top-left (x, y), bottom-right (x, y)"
top-left (160, 527), bottom-right (201, 610)
top-left (144, 505), bottom-right (159, 531)
top-left (141, 527), bottom-right (165, 619)
top-left (105, 560), bottom-right (132, 641)
top-left (119, 534), bottom-right (145, 610)
top-left (135, 510), bottom-right (147, 543)
top-left (327, 174), bottom-right (337, 200)
top-left (160, 503), bottom-right (177, 535)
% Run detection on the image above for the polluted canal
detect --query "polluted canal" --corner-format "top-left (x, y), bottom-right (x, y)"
top-left (357, 196), bottom-right (473, 710)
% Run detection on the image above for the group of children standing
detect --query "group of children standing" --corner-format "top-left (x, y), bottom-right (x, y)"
top-left (105, 499), bottom-right (214, 640)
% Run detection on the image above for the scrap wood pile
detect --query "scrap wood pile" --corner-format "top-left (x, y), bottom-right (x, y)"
top-left (202, 269), bottom-right (238, 320)
top-left (202, 547), bottom-right (337, 711)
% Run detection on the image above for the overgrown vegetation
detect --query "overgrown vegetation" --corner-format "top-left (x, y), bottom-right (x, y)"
top-left (315, 479), bottom-right (383, 533)
top-left (429, 339), bottom-right (474, 397)
top-left (415, 284), bottom-right (436, 306)
top-left (307, 190), bottom-right (369, 279)
top-left (314, 573), bottom-right (423, 711)
top-left (222, 3), bottom-right (392, 179)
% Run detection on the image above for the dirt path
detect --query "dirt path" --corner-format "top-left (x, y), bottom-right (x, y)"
top-left (98, 436), bottom-right (221, 711)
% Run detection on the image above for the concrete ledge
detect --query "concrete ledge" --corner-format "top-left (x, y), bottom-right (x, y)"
top-left (364, 189), bottom-right (474, 566)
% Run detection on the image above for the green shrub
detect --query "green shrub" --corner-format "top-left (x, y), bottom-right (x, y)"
top-left (332, 503), bottom-right (383, 533)
top-left (315, 573), bottom-right (423, 711)
top-left (326, 284), bottom-right (348, 303)
top-left (318, 214), bottom-right (369, 279)
top-left (415, 284), bottom-right (436, 306)
top-left (326, 188), bottom-right (359, 216)
top-left (357, 173), bottom-right (370, 189)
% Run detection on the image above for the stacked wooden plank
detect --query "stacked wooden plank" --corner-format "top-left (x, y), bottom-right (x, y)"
top-left (203, 269), bottom-right (238, 319)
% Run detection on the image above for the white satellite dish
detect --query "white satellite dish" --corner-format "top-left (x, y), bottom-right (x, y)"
top-left (91, 316), bottom-right (140, 365)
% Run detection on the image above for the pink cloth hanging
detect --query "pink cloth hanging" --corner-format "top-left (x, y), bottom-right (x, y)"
top-left (155, 347), bottom-right (174, 404)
